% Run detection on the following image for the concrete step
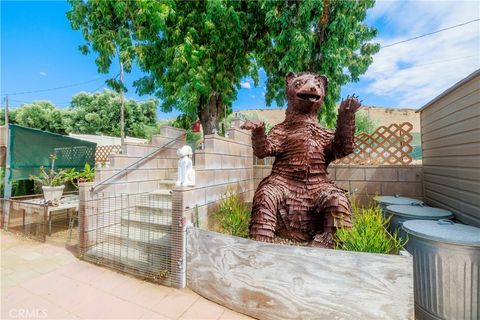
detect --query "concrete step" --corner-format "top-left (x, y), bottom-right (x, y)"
top-left (103, 225), bottom-right (171, 250)
top-left (150, 189), bottom-right (172, 196)
top-left (122, 211), bottom-right (172, 231)
top-left (158, 180), bottom-right (176, 189)
top-left (135, 202), bottom-right (172, 212)
top-left (148, 189), bottom-right (172, 203)
top-left (85, 242), bottom-right (170, 277)
top-left (167, 171), bottom-right (178, 181)
top-left (135, 190), bottom-right (173, 211)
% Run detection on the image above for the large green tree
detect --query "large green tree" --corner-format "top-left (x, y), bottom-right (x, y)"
top-left (1, 92), bottom-right (158, 138)
top-left (67, 0), bottom-right (378, 133)
top-left (67, 0), bottom-right (169, 91)
top-left (10, 101), bottom-right (67, 134)
top-left (134, 1), bottom-right (267, 134)
top-left (66, 90), bottom-right (158, 137)
top-left (260, 0), bottom-right (379, 124)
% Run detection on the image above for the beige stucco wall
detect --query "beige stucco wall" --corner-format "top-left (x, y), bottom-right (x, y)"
top-left (419, 70), bottom-right (480, 227)
top-left (174, 128), bottom-right (255, 228)
top-left (240, 106), bottom-right (421, 132)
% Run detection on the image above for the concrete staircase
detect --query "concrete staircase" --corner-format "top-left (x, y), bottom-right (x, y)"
top-left (85, 177), bottom-right (178, 281)
top-left (84, 126), bottom-right (185, 283)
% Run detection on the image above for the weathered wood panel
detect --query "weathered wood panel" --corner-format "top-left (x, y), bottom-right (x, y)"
top-left (186, 228), bottom-right (413, 320)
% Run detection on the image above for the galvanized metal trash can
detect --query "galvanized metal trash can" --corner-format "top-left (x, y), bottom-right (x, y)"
top-left (403, 219), bottom-right (480, 320)
top-left (384, 205), bottom-right (454, 240)
top-left (373, 195), bottom-right (423, 212)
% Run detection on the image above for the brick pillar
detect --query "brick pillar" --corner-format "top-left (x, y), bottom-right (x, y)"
top-left (230, 114), bottom-right (245, 128)
top-left (171, 188), bottom-right (187, 288)
top-left (78, 182), bottom-right (94, 258)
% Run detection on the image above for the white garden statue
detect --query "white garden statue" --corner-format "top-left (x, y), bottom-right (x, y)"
top-left (176, 145), bottom-right (196, 187)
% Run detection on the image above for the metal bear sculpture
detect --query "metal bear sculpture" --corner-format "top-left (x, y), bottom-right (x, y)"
top-left (241, 72), bottom-right (360, 248)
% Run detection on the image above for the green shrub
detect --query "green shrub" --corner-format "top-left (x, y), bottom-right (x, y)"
top-left (335, 202), bottom-right (407, 254)
top-left (319, 110), bottom-right (377, 134)
top-left (63, 163), bottom-right (95, 189)
top-left (213, 190), bottom-right (250, 238)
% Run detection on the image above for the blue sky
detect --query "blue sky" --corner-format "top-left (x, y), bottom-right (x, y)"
top-left (1, 1), bottom-right (479, 119)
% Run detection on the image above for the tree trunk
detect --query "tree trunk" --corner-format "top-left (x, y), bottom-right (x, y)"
top-left (197, 93), bottom-right (223, 135)
top-left (309, 0), bottom-right (330, 71)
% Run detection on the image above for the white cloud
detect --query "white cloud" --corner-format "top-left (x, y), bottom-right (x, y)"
top-left (39, 71), bottom-right (47, 76)
top-left (248, 94), bottom-right (256, 99)
top-left (241, 82), bottom-right (251, 89)
top-left (363, 1), bottom-right (480, 107)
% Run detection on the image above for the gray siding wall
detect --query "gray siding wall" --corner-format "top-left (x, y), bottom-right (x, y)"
top-left (420, 74), bottom-right (480, 227)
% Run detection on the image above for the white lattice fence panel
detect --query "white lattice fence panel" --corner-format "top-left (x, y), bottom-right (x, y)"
top-left (335, 122), bottom-right (413, 165)
top-left (95, 145), bottom-right (122, 164)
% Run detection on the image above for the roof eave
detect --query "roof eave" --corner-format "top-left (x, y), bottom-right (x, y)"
top-left (416, 69), bottom-right (480, 113)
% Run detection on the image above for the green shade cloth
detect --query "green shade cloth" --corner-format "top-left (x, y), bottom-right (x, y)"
top-left (9, 124), bottom-right (96, 180)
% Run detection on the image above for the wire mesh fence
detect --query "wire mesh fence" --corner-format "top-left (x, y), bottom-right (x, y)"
top-left (79, 192), bottom-right (175, 286)
top-left (1, 196), bottom-right (48, 242)
top-left (1, 193), bottom-right (79, 243)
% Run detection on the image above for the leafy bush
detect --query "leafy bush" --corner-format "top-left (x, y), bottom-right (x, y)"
top-left (169, 114), bottom-right (202, 150)
top-left (319, 109), bottom-right (377, 134)
top-left (354, 112), bottom-right (377, 134)
top-left (29, 155), bottom-right (68, 187)
top-left (63, 163), bottom-right (95, 189)
top-left (30, 166), bottom-right (67, 187)
top-left (213, 190), bottom-right (250, 238)
top-left (335, 202), bottom-right (406, 254)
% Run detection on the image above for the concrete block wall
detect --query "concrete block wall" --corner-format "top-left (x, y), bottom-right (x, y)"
top-left (174, 128), bottom-right (254, 228)
top-left (254, 164), bottom-right (423, 207)
top-left (92, 126), bottom-right (186, 195)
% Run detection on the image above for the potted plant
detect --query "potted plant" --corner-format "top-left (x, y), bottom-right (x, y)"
top-left (30, 154), bottom-right (68, 203)
top-left (63, 163), bottom-right (95, 189)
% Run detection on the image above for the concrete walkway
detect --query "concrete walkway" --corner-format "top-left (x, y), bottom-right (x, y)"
top-left (1, 231), bottom-right (253, 320)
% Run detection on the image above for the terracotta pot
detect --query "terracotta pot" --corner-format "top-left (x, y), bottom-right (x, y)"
top-left (42, 185), bottom-right (65, 203)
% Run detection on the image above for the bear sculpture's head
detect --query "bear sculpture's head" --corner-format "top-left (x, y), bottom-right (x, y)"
top-left (285, 72), bottom-right (328, 116)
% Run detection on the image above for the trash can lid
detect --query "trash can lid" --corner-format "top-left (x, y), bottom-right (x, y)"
top-left (373, 195), bottom-right (423, 206)
top-left (403, 219), bottom-right (480, 246)
top-left (385, 204), bottom-right (454, 219)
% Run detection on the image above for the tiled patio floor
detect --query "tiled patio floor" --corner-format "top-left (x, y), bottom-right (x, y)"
top-left (1, 231), bottom-right (253, 320)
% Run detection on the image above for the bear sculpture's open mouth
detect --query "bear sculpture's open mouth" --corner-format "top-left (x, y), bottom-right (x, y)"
top-left (297, 93), bottom-right (321, 102)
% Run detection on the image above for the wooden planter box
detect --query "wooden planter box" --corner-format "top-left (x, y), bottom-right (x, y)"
top-left (186, 228), bottom-right (413, 320)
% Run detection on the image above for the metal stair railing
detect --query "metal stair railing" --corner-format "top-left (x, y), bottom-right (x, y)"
top-left (90, 136), bottom-right (182, 192)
